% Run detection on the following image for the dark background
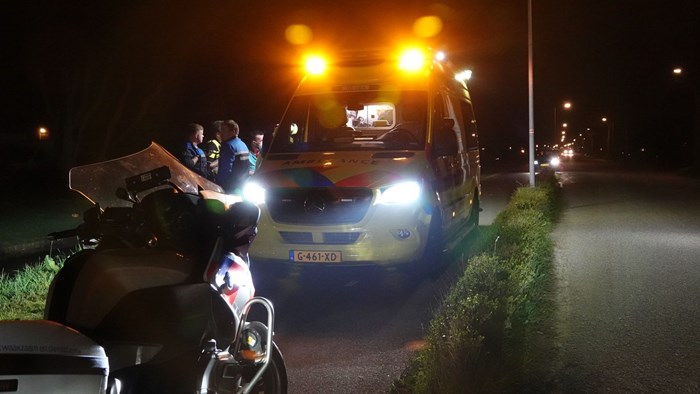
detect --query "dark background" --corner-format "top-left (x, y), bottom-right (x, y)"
top-left (2, 0), bottom-right (699, 176)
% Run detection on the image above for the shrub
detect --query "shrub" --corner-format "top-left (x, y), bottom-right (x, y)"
top-left (392, 174), bottom-right (560, 392)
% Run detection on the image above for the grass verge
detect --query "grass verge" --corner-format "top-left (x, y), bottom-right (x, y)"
top-left (391, 173), bottom-right (561, 392)
top-left (0, 255), bottom-right (64, 320)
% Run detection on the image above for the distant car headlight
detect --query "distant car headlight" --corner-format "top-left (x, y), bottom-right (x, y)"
top-left (242, 182), bottom-right (266, 205)
top-left (378, 181), bottom-right (421, 204)
top-left (549, 157), bottom-right (561, 167)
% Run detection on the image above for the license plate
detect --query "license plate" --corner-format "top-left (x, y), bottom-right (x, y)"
top-left (290, 250), bottom-right (342, 263)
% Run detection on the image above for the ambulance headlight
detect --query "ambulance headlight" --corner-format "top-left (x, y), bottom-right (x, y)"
top-left (242, 182), bottom-right (266, 205)
top-left (455, 69), bottom-right (472, 82)
top-left (378, 181), bottom-right (421, 204)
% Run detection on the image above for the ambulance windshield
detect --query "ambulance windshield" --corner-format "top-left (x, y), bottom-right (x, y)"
top-left (270, 91), bottom-right (427, 153)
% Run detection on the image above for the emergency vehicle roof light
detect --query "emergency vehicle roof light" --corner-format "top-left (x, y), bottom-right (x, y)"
top-left (304, 55), bottom-right (327, 76)
top-left (398, 48), bottom-right (427, 72)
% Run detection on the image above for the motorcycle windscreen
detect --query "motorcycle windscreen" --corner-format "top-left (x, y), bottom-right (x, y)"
top-left (68, 142), bottom-right (223, 208)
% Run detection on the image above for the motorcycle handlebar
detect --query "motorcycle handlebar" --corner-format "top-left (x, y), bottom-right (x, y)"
top-left (48, 228), bottom-right (80, 240)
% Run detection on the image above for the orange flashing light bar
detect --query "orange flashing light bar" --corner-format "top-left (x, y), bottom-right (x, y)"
top-left (304, 54), bottom-right (327, 75)
top-left (398, 48), bottom-right (428, 72)
top-left (302, 46), bottom-right (449, 76)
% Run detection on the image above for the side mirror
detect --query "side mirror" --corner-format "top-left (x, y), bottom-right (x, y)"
top-left (222, 201), bottom-right (261, 240)
top-left (442, 117), bottom-right (455, 131)
top-left (115, 187), bottom-right (132, 202)
top-left (432, 118), bottom-right (459, 156)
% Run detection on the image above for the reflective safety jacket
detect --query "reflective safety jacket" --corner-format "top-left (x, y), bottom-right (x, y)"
top-left (201, 139), bottom-right (221, 161)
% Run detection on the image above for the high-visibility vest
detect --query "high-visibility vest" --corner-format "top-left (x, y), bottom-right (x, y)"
top-left (203, 139), bottom-right (221, 160)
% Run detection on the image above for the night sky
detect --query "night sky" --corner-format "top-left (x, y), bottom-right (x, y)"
top-left (2, 0), bottom-right (699, 169)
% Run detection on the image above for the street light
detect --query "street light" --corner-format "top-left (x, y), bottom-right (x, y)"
top-left (669, 66), bottom-right (700, 167)
top-left (528, 0), bottom-right (535, 186)
top-left (554, 101), bottom-right (572, 137)
top-left (602, 117), bottom-right (614, 157)
top-left (37, 127), bottom-right (49, 140)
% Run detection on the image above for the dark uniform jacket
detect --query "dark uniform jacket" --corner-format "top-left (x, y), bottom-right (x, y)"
top-left (180, 142), bottom-right (210, 179)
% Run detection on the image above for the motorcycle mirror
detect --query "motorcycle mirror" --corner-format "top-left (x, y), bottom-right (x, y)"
top-left (222, 202), bottom-right (261, 240)
top-left (115, 187), bottom-right (133, 202)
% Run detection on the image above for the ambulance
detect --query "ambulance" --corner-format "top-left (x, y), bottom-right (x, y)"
top-left (244, 46), bottom-right (480, 272)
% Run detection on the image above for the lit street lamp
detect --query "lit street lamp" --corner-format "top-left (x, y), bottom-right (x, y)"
top-left (602, 117), bottom-right (614, 157)
top-left (37, 127), bottom-right (50, 140)
top-left (528, 0), bottom-right (534, 186)
top-left (554, 101), bottom-right (572, 136)
top-left (670, 65), bottom-right (700, 167)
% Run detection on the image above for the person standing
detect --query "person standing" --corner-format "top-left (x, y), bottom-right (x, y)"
top-left (178, 123), bottom-right (210, 179)
top-left (200, 120), bottom-right (223, 177)
top-left (216, 119), bottom-right (250, 194)
top-left (248, 130), bottom-right (264, 175)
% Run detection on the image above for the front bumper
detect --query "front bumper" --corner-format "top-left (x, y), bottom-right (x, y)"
top-left (250, 202), bottom-right (432, 267)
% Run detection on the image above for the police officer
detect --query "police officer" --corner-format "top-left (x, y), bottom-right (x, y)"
top-left (200, 120), bottom-right (223, 177)
top-left (178, 123), bottom-right (209, 179)
top-left (216, 120), bottom-right (250, 194)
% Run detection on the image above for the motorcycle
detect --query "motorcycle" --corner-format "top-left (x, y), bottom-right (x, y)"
top-left (0, 142), bottom-right (287, 394)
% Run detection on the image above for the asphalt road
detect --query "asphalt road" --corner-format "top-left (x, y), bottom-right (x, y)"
top-left (250, 168), bottom-right (527, 394)
top-left (551, 158), bottom-right (700, 392)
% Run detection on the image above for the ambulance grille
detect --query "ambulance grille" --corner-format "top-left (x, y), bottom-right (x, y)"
top-left (278, 231), bottom-right (361, 245)
top-left (267, 188), bottom-right (373, 225)
top-left (323, 232), bottom-right (361, 244)
top-left (279, 231), bottom-right (313, 244)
